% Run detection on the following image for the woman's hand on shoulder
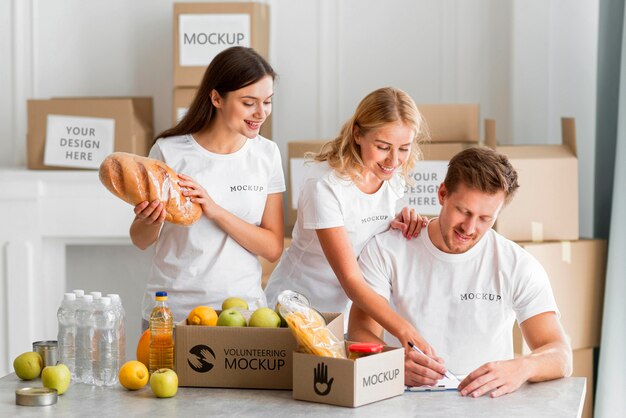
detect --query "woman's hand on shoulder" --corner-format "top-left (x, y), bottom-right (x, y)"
top-left (134, 200), bottom-right (166, 226)
top-left (390, 206), bottom-right (429, 239)
top-left (178, 173), bottom-right (221, 220)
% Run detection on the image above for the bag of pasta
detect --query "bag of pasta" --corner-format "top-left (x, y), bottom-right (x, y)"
top-left (277, 290), bottom-right (346, 359)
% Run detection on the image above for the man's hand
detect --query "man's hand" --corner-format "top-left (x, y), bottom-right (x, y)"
top-left (404, 348), bottom-right (449, 387)
top-left (458, 358), bottom-right (529, 398)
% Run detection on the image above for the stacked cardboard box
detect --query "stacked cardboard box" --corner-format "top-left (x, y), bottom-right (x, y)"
top-left (26, 98), bottom-right (154, 170)
top-left (487, 119), bottom-right (579, 242)
top-left (493, 119), bottom-right (606, 418)
top-left (172, 2), bottom-right (272, 138)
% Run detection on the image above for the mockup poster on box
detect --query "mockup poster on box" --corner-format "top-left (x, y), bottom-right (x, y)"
top-left (179, 14), bottom-right (251, 67)
top-left (399, 161), bottom-right (448, 216)
top-left (43, 114), bottom-right (115, 169)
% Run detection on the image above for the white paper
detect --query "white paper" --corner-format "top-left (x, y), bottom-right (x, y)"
top-left (398, 161), bottom-right (448, 216)
top-left (179, 14), bottom-right (251, 67)
top-left (43, 114), bottom-right (115, 169)
top-left (405, 374), bottom-right (465, 392)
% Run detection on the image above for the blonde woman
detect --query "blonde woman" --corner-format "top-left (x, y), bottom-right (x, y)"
top-left (265, 87), bottom-right (433, 353)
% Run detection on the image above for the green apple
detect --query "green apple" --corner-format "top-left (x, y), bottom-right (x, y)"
top-left (221, 297), bottom-right (248, 311)
top-left (41, 363), bottom-right (71, 395)
top-left (149, 368), bottom-right (178, 398)
top-left (249, 307), bottom-right (281, 328)
top-left (217, 308), bottom-right (247, 327)
top-left (13, 352), bottom-right (43, 380)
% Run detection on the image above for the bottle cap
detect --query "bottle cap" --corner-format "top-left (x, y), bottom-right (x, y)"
top-left (89, 291), bottom-right (102, 299)
top-left (63, 293), bottom-right (76, 301)
top-left (72, 289), bottom-right (85, 297)
top-left (348, 342), bottom-right (384, 354)
top-left (15, 387), bottom-right (58, 406)
top-left (156, 291), bottom-right (168, 297)
top-left (99, 296), bottom-right (111, 306)
top-left (155, 291), bottom-right (168, 300)
top-left (82, 295), bottom-right (93, 303)
top-left (106, 293), bottom-right (121, 303)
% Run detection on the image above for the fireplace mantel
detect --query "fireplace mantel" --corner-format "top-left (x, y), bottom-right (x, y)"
top-left (0, 168), bottom-right (134, 375)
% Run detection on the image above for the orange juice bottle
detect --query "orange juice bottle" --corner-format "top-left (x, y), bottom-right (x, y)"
top-left (149, 291), bottom-right (174, 373)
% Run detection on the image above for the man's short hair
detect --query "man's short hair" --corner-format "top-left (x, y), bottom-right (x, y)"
top-left (444, 147), bottom-right (519, 204)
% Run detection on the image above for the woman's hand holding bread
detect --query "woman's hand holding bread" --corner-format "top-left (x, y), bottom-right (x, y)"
top-left (99, 152), bottom-right (202, 226)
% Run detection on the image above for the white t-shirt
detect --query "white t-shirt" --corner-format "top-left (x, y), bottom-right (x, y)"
top-left (359, 225), bottom-right (559, 374)
top-left (264, 162), bottom-right (404, 316)
top-left (142, 134), bottom-right (285, 321)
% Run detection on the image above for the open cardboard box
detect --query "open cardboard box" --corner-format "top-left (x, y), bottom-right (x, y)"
top-left (486, 118), bottom-right (579, 242)
top-left (292, 341), bottom-right (404, 407)
top-left (174, 312), bottom-right (343, 389)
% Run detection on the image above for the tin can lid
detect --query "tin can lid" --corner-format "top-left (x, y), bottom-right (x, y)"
top-left (15, 387), bottom-right (58, 406)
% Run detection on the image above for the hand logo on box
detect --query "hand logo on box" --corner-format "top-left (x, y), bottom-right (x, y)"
top-left (187, 345), bottom-right (215, 373)
top-left (313, 362), bottom-right (334, 396)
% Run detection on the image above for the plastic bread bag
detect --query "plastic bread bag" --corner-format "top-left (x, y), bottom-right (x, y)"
top-left (277, 290), bottom-right (346, 359)
top-left (99, 152), bottom-right (202, 226)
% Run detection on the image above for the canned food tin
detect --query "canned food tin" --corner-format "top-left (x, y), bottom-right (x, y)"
top-left (15, 387), bottom-right (58, 406)
top-left (32, 341), bottom-right (58, 368)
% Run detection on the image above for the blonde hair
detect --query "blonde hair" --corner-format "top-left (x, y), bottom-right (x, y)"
top-left (312, 87), bottom-right (428, 182)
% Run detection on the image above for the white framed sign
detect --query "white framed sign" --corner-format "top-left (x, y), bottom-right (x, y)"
top-left (43, 114), bottom-right (115, 169)
top-left (179, 13), bottom-right (251, 67)
top-left (399, 161), bottom-right (449, 216)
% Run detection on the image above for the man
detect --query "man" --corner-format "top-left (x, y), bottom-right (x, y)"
top-left (348, 147), bottom-right (572, 398)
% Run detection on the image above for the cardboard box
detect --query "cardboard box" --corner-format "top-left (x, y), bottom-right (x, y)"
top-left (292, 341), bottom-right (404, 407)
top-left (174, 312), bottom-right (343, 389)
top-left (174, 2), bottom-right (270, 87)
top-left (417, 104), bottom-right (480, 143)
top-left (486, 118), bottom-right (579, 242)
top-left (512, 239), bottom-right (606, 352)
top-left (260, 238), bottom-right (292, 289)
top-left (27, 97), bottom-right (153, 170)
top-left (572, 348), bottom-right (595, 418)
top-left (173, 87), bottom-right (272, 139)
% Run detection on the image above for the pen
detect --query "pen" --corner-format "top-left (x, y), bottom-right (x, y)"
top-left (408, 341), bottom-right (460, 382)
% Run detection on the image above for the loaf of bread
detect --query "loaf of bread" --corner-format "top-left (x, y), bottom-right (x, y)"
top-left (99, 152), bottom-right (202, 226)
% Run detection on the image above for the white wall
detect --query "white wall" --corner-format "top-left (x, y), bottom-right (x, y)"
top-left (0, 0), bottom-right (599, 373)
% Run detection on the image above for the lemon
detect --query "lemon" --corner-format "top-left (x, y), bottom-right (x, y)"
top-left (186, 306), bottom-right (218, 326)
top-left (119, 360), bottom-right (149, 390)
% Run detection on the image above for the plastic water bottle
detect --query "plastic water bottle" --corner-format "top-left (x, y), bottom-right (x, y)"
top-left (93, 297), bottom-right (118, 386)
top-left (149, 291), bottom-right (174, 373)
top-left (75, 294), bottom-right (95, 384)
top-left (57, 293), bottom-right (77, 376)
top-left (107, 294), bottom-right (126, 366)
